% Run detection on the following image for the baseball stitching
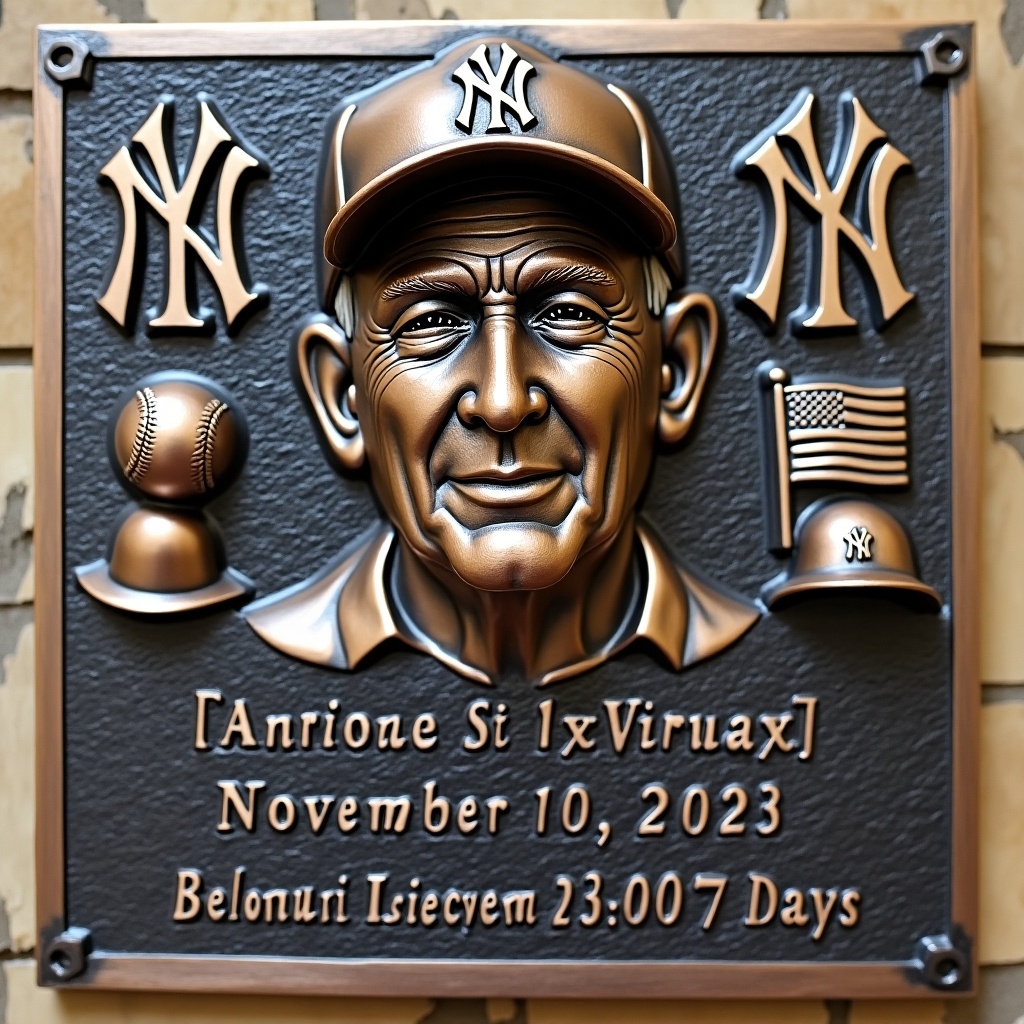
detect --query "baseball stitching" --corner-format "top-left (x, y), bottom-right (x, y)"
top-left (191, 398), bottom-right (229, 493)
top-left (123, 387), bottom-right (157, 483)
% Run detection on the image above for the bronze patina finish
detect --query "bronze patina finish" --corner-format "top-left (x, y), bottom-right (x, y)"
top-left (244, 37), bottom-right (760, 685)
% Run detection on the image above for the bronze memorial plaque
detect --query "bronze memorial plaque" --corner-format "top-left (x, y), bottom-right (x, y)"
top-left (35, 20), bottom-right (980, 998)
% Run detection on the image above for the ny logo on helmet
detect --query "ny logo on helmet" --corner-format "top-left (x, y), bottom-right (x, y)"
top-left (452, 42), bottom-right (537, 134)
top-left (98, 94), bottom-right (268, 336)
top-left (733, 89), bottom-right (913, 335)
top-left (843, 526), bottom-right (874, 562)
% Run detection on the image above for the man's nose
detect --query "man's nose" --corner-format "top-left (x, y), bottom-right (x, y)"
top-left (456, 308), bottom-right (549, 433)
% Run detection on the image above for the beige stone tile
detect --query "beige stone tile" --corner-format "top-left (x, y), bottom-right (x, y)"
top-left (979, 702), bottom-right (1024, 964)
top-left (4, 957), bottom-right (435, 1024)
top-left (527, 999), bottom-right (828, 1023)
top-left (0, 117), bottom-right (33, 352)
top-left (946, 963), bottom-right (1024, 1024)
top-left (356, 0), bottom-right (431, 15)
top-left (0, 624), bottom-right (34, 954)
top-left (0, 365), bottom-right (33, 606)
top-left (984, 354), bottom-right (1024, 433)
top-left (981, 357), bottom-right (1024, 682)
top-left (787, 0), bottom-right (972, 15)
top-left (486, 999), bottom-right (520, 1023)
top-left (848, 1000), bottom-right (945, 1024)
top-left (675, 0), bottom-right (760, 17)
top-left (145, 0), bottom-right (313, 19)
top-left (786, 0), bottom-right (1024, 345)
top-left (0, 365), bottom-right (31, 525)
top-left (410, 0), bottom-right (670, 17)
top-left (0, 0), bottom-right (116, 92)
top-left (16, 550), bottom-right (34, 604)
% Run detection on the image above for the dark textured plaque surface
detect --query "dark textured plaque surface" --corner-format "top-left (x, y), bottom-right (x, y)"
top-left (61, 43), bottom-right (952, 963)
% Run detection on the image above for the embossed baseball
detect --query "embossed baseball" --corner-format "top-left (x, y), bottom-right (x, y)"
top-left (112, 374), bottom-right (244, 502)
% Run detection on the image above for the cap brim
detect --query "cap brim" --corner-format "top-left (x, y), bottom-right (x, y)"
top-left (761, 569), bottom-right (942, 613)
top-left (76, 559), bottom-right (255, 615)
top-left (324, 136), bottom-right (678, 273)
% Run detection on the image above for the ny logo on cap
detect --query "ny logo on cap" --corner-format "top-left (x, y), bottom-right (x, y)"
top-left (453, 42), bottom-right (537, 134)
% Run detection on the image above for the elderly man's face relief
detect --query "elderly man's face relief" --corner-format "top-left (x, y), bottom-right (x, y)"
top-left (243, 50), bottom-right (755, 684)
top-left (348, 195), bottom-right (665, 593)
top-left (252, 189), bottom-right (735, 681)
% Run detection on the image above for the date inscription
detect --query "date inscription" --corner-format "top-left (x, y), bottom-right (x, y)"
top-left (170, 689), bottom-right (858, 946)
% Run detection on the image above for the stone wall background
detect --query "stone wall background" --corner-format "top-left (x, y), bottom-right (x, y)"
top-left (1, 0), bottom-right (1021, 1021)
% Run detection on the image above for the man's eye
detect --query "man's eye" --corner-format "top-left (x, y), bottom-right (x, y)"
top-left (532, 300), bottom-right (609, 346)
top-left (395, 311), bottom-right (469, 337)
top-left (540, 304), bottom-right (599, 326)
top-left (391, 306), bottom-right (473, 358)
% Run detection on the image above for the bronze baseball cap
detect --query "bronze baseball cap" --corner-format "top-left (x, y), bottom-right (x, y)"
top-left (319, 35), bottom-right (684, 297)
top-left (761, 498), bottom-right (942, 612)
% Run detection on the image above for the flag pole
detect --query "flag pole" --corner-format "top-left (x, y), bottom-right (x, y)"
top-left (756, 361), bottom-right (793, 553)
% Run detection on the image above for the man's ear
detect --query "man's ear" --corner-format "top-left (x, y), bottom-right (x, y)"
top-left (658, 291), bottom-right (720, 447)
top-left (293, 314), bottom-right (365, 471)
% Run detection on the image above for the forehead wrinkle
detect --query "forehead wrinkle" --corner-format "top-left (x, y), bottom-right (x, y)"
top-left (415, 209), bottom-right (583, 228)
top-left (385, 214), bottom-right (619, 263)
top-left (390, 232), bottom-right (599, 270)
top-left (416, 215), bottom-right (610, 235)
top-left (407, 199), bottom-right (609, 228)
top-left (409, 189), bottom-right (575, 217)
top-left (412, 224), bottom-right (614, 251)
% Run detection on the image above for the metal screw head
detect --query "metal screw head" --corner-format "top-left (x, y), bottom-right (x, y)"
top-left (44, 38), bottom-right (93, 88)
top-left (44, 927), bottom-right (92, 982)
top-left (918, 32), bottom-right (968, 85)
top-left (915, 934), bottom-right (968, 990)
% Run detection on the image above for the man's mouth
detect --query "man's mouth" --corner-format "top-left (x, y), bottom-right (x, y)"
top-left (446, 468), bottom-right (566, 508)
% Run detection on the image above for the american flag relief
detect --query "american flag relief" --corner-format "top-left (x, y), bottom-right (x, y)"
top-left (757, 361), bottom-right (940, 610)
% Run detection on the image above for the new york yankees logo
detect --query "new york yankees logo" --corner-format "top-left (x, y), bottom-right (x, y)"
top-left (452, 42), bottom-right (537, 134)
top-left (734, 89), bottom-right (913, 335)
top-left (843, 526), bottom-right (875, 562)
top-left (98, 94), bottom-right (268, 335)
